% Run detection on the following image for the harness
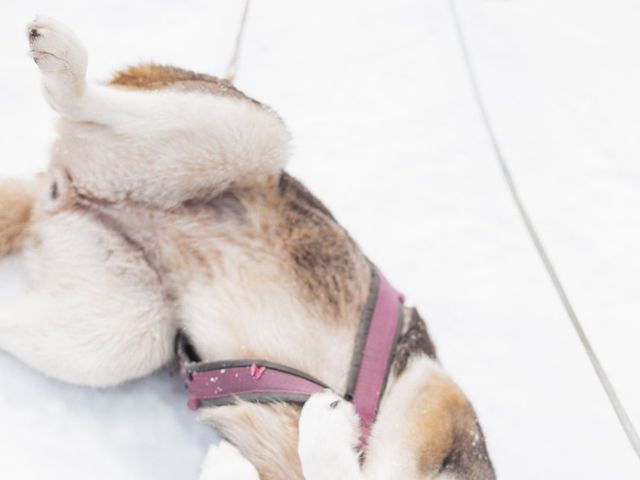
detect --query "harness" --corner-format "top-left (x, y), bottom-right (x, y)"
top-left (176, 267), bottom-right (404, 448)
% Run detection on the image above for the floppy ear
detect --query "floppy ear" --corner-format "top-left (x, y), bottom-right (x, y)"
top-left (410, 371), bottom-right (495, 479)
top-left (0, 180), bottom-right (35, 256)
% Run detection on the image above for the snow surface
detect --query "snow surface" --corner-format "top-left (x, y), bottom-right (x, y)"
top-left (1, 0), bottom-right (639, 478)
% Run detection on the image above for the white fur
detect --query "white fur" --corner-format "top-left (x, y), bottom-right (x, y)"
top-left (179, 261), bottom-right (357, 389)
top-left (29, 15), bottom-right (290, 208)
top-left (0, 209), bottom-right (175, 386)
top-left (49, 85), bottom-right (290, 207)
top-left (298, 391), bottom-right (363, 480)
top-left (28, 15), bottom-right (88, 109)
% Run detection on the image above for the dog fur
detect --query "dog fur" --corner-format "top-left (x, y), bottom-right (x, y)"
top-left (0, 16), bottom-right (495, 480)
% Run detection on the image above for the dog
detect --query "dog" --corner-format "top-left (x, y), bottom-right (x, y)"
top-left (0, 16), bottom-right (495, 480)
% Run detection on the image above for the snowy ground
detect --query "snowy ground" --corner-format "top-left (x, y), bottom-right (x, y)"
top-left (1, 0), bottom-right (639, 478)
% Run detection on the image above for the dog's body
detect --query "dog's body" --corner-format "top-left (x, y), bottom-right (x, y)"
top-left (0, 17), bottom-right (495, 480)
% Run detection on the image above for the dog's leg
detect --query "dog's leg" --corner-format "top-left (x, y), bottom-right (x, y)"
top-left (27, 16), bottom-right (87, 114)
top-left (27, 16), bottom-right (290, 208)
top-left (200, 441), bottom-right (260, 480)
top-left (0, 291), bottom-right (173, 387)
top-left (298, 391), bottom-right (364, 480)
top-left (0, 209), bottom-right (175, 387)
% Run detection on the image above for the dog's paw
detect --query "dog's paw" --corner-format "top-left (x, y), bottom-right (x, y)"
top-left (298, 391), bottom-right (363, 480)
top-left (299, 391), bottom-right (361, 450)
top-left (200, 441), bottom-right (260, 480)
top-left (27, 15), bottom-right (87, 100)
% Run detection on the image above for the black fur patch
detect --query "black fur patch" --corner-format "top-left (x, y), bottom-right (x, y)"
top-left (393, 307), bottom-right (437, 375)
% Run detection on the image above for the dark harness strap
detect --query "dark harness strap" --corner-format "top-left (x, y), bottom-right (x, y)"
top-left (176, 266), bottom-right (404, 449)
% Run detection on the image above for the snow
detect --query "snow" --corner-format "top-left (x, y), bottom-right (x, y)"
top-left (1, 0), bottom-right (639, 478)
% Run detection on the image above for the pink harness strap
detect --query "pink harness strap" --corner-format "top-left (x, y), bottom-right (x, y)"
top-left (346, 269), bottom-right (404, 446)
top-left (177, 266), bottom-right (404, 449)
top-left (179, 359), bottom-right (328, 410)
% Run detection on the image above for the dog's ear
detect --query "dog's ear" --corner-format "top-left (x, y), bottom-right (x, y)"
top-left (410, 371), bottom-right (496, 479)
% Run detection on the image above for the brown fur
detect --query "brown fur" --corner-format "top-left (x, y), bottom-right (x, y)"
top-left (276, 173), bottom-right (371, 321)
top-left (109, 63), bottom-right (261, 105)
top-left (409, 373), bottom-right (494, 479)
top-left (0, 181), bottom-right (35, 256)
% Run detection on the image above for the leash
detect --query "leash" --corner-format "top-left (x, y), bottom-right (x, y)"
top-left (224, 0), bottom-right (252, 84)
top-left (447, 0), bottom-right (640, 460)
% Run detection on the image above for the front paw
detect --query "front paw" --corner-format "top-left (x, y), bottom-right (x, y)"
top-left (298, 391), bottom-right (363, 480)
